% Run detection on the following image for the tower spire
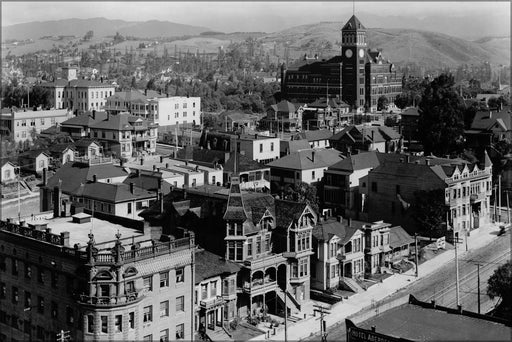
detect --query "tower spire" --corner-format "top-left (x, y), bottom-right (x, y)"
top-left (353, 0), bottom-right (355, 16)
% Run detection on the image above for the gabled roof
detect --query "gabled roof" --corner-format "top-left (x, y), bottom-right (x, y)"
top-left (61, 111), bottom-right (108, 127)
top-left (78, 182), bottom-right (155, 203)
top-left (389, 226), bottom-right (414, 248)
top-left (342, 15), bottom-right (366, 31)
top-left (275, 199), bottom-right (308, 229)
top-left (281, 139), bottom-right (312, 154)
top-left (122, 173), bottom-right (160, 191)
top-left (329, 151), bottom-right (380, 172)
top-left (0, 159), bottom-right (17, 168)
top-left (330, 125), bottom-right (401, 143)
top-left (270, 100), bottom-right (296, 113)
top-left (195, 249), bottom-right (241, 284)
top-left (307, 97), bottom-right (349, 109)
top-left (45, 162), bottom-right (128, 194)
top-left (89, 113), bottom-right (152, 131)
top-left (312, 218), bottom-right (361, 244)
top-left (267, 148), bottom-right (344, 171)
top-left (294, 129), bottom-right (334, 142)
top-left (224, 152), bottom-right (268, 173)
top-left (19, 149), bottom-right (50, 159)
top-left (470, 109), bottom-right (512, 131)
top-left (73, 138), bottom-right (101, 148)
top-left (48, 143), bottom-right (75, 154)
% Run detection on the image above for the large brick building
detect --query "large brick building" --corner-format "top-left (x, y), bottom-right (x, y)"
top-left (281, 15), bottom-right (402, 113)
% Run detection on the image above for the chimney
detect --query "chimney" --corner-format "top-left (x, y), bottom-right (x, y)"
top-left (140, 158), bottom-right (144, 165)
top-left (457, 305), bottom-right (462, 314)
top-left (185, 161), bottom-right (188, 166)
top-left (347, 217), bottom-right (352, 227)
top-left (489, 111), bottom-right (492, 119)
top-left (166, 93), bottom-right (169, 98)
top-left (406, 155), bottom-right (410, 163)
top-left (144, 89), bottom-right (147, 96)
top-left (431, 300), bottom-right (436, 308)
top-left (136, 169), bottom-right (140, 177)
top-left (93, 174), bottom-right (97, 183)
top-left (43, 168), bottom-right (48, 186)
top-left (157, 167), bottom-right (160, 173)
top-left (92, 110), bottom-right (96, 120)
top-left (371, 326), bottom-right (376, 333)
top-left (120, 159), bottom-right (124, 167)
top-left (165, 163), bottom-right (169, 168)
top-left (130, 182), bottom-right (134, 194)
top-left (183, 188), bottom-right (187, 199)
top-left (312, 150), bottom-right (315, 163)
top-left (53, 186), bottom-right (62, 218)
top-left (160, 156), bottom-right (164, 163)
top-left (254, 133), bottom-right (258, 139)
top-left (153, 165), bottom-right (156, 171)
top-left (371, 130), bottom-right (374, 142)
top-left (425, 159), bottom-right (430, 166)
top-left (337, 215), bottom-right (342, 222)
top-left (60, 231), bottom-right (70, 247)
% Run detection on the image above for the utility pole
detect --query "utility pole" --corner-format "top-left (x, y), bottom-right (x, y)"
top-left (498, 174), bottom-right (502, 222)
top-left (284, 289), bottom-right (288, 342)
top-left (507, 190), bottom-right (511, 224)
top-left (454, 229), bottom-right (460, 307)
top-left (16, 166), bottom-right (21, 222)
top-left (314, 304), bottom-right (331, 342)
top-left (414, 233), bottom-right (419, 277)
top-left (493, 185), bottom-right (497, 222)
top-left (475, 263), bottom-right (482, 314)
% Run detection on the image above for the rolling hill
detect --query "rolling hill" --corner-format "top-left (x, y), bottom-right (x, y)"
top-left (2, 17), bottom-right (209, 40)
top-left (260, 22), bottom-right (510, 68)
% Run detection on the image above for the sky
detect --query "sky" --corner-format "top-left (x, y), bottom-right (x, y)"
top-left (1, 1), bottom-right (510, 34)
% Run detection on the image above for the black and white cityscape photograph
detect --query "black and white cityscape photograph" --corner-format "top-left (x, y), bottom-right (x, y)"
top-left (0, 1), bottom-right (510, 341)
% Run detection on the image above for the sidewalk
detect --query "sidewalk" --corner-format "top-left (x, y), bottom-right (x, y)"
top-left (254, 222), bottom-right (502, 341)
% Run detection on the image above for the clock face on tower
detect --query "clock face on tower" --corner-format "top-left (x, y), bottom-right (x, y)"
top-left (345, 49), bottom-right (353, 58)
top-left (359, 49), bottom-right (365, 58)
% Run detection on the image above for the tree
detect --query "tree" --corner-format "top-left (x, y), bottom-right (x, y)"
top-left (84, 30), bottom-right (94, 41)
top-left (394, 93), bottom-right (409, 110)
top-left (29, 85), bottom-right (51, 109)
top-left (285, 182), bottom-right (319, 214)
top-left (377, 96), bottom-right (389, 111)
top-left (418, 74), bottom-right (465, 156)
top-left (487, 261), bottom-right (512, 308)
top-left (412, 189), bottom-right (447, 240)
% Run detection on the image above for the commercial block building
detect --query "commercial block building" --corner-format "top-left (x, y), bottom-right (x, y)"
top-left (0, 215), bottom-right (195, 342)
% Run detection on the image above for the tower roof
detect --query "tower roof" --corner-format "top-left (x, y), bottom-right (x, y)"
top-left (223, 176), bottom-right (248, 221)
top-left (342, 15), bottom-right (366, 31)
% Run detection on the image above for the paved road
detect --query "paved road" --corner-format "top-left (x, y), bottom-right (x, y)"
top-left (309, 230), bottom-right (511, 342)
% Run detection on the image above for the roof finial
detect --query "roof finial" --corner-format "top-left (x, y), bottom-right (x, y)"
top-left (353, 0), bottom-right (355, 16)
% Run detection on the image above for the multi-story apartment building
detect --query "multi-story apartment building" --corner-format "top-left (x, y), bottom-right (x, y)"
top-left (261, 100), bottom-right (303, 133)
top-left (42, 67), bottom-right (115, 112)
top-left (329, 125), bottom-right (402, 154)
top-left (361, 221), bottom-right (391, 275)
top-left (311, 217), bottom-right (365, 291)
top-left (301, 98), bottom-right (350, 130)
top-left (292, 129), bottom-right (333, 149)
top-left (0, 215), bottom-right (195, 342)
top-left (141, 181), bottom-right (315, 320)
top-left (194, 248), bottom-right (240, 340)
top-left (199, 132), bottom-right (280, 164)
top-left (268, 149), bottom-right (345, 192)
top-left (61, 111), bottom-right (158, 158)
top-left (105, 92), bottom-right (201, 130)
top-left (363, 153), bottom-right (493, 243)
top-left (0, 108), bottom-right (73, 142)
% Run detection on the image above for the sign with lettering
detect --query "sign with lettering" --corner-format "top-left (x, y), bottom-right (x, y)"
top-left (345, 319), bottom-right (411, 342)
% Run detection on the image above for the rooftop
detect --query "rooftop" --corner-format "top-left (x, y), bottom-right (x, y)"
top-left (195, 249), bottom-right (241, 284)
top-left (357, 297), bottom-right (511, 341)
top-left (267, 148), bottom-right (345, 170)
top-left (294, 129), bottom-right (334, 142)
top-left (21, 215), bottom-right (143, 248)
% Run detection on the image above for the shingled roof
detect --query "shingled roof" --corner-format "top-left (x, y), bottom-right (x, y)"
top-left (389, 226), bottom-right (414, 249)
top-left (294, 129), bottom-right (334, 142)
top-left (77, 182), bottom-right (155, 203)
top-left (267, 148), bottom-right (344, 170)
top-left (195, 249), bottom-right (241, 284)
top-left (45, 162), bottom-right (128, 194)
top-left (270, 100), bottom-right (296, 113)
top-left (61, 111), bottom-right (108, 127)
top-left (342, 15), bottom-right (366, 30)
top-left (223, 177), bottom-right (248, 221)
top-left (275, 199), bottom-right (308, 229)
top-left (312, 218), bottom-right (361, 245)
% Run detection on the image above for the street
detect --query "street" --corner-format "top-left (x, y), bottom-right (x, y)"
top-left (309, 230), bottom-right (511, 342)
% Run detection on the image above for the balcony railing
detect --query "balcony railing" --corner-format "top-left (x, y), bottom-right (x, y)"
top-left (199, 296), bottom-right (225, 310)
top-left (445, 170), bottom-right (491, 184)
top-left (77, 292), bottom-right (141, 307)
top-left (74, 156), bottom-right (113, 165)
top-left (243, 279), bottom-right (277, 294)
top-left (243, 254), bottom-right (286, 270)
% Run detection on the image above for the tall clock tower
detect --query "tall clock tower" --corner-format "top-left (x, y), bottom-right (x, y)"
top-left (341, 15), bottom-right (367, 111)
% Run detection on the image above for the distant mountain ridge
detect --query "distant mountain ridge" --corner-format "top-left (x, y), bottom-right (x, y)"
top-left (2, 17), bottom-right (210, 40)
top-left (260, 22), bottom-right (510, 68)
